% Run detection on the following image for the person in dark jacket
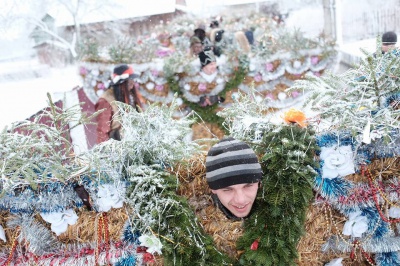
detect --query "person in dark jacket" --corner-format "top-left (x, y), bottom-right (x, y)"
top-left (95, 64), bottom-right (144, 143)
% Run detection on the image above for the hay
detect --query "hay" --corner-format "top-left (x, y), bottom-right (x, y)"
top-left (297, 157), bottom-right (400, 265)
top-left (191, 122), bottom-right (225, 141)
top-left (57, 205), bottom-right (129, 244)
top-left (175, 155), bottom-right (243, 259)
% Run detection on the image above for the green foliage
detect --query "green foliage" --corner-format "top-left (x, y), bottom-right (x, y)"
top-left (236, 124), bottom-right (318, 266)
top-left (255, 27), bottom-right (336, 59)
top-left (289, 40), bottom-right (400, 138)
top-left (0, 94), bottom-right (97, 193)
top-left (108, 37), bottom-right (137, 64)
top-left (78, 38), bottom-right (101, 62)
top-left (125, 164), bottom-right (231, 266)
top-left (167, 66), bottom-right (247, 133)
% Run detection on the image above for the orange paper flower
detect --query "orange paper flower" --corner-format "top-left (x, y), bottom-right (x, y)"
top-left (283, 108), bottom-right (307, 127)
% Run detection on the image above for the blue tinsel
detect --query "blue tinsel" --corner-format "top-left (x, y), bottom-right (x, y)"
top-left (122, 222), bottom-right (141, 245)
top-left (315, 131), bottom-right (355, 153)
top-left (314, 175), bottom-right (352, 199)
top-left (384, 92), bottom-right (400, 108)
top-left (375, 252), bottom-right (400, 266)
top-left (360, 128), bottom-right (400, 160)
top-left (115, 255), bottom-right (137, 266)
top-left (0, 181), bottom-right (83, 214)
top-left (361, 207), bottom-right (390, 239)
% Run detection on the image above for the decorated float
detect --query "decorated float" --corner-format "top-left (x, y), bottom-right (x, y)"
top-left (77, 12), bottom-right (336, 140)
top-left (0, 41), bottom-right (399, 266)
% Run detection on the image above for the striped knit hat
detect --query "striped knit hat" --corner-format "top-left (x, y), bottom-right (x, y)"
top-left (206, 137), bottom-right (263, 190)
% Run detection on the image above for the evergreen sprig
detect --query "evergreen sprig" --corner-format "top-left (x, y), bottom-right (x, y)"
top-left (167, 66), bottom-right (247, 133)
top-left (237, 124), bottom-right (318, 266)
top-left (289, 42), bottom-right (400, 139)
top-left (0, 94), bottom-right (97, 192)
top-left (125, 164), bottom-right (231, 266)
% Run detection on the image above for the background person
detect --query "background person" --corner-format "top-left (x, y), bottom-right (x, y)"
top-left (95, 64), bottom-right (144, 143)
top-left (381, 31), bottom-right (397, 54)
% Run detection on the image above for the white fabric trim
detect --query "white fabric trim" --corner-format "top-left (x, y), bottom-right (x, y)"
top-left (64, 89), bottom-right (89, 155)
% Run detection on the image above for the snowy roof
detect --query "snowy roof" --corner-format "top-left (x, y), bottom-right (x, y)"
top-left (49, 0), bottom-right (176, 27)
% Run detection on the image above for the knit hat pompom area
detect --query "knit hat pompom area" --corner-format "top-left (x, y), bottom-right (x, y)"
top-left (206, 137), bottom-right (263, 190)
top-left (111, 64), bottom-right (139, 85)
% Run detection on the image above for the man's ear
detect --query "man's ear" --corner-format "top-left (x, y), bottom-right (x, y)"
top-left (211, 189), bottom-right (217, 194)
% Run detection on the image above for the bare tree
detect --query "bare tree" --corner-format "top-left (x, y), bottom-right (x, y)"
top-left (0, 0), bottom-right (114, 60)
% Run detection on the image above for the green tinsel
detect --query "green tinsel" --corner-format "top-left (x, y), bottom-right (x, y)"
top-left (236, 124), bottom-right (318, 266)
top-left (167, 67), bottom-right (247, 133)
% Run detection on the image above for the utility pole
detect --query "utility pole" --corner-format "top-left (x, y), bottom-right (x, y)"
top-left (323, 0), bottom-right (343, 46)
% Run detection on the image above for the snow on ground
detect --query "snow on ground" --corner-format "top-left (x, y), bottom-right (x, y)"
top-left (0, 62), bottom-right (82, 129)
top-left (0, 3), bottom-right (380, 131)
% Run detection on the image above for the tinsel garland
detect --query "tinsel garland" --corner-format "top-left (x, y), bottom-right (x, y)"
top-left (167, 66), bottom-right (247, 132)
top-left (235, 124), bottom-right (318, 266)
top-left (0, 241), bottom-right (137, 265)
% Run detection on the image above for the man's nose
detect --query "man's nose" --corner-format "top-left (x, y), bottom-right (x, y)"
top-left (234, 190), bottom-right (247, 204)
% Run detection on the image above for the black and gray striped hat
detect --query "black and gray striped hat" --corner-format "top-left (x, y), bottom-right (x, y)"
top-left (206, 137), bottom-right (263, 190)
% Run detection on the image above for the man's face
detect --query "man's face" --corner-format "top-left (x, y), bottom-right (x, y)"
top-left (192, 43), bottom-right (203, 56)
top-left (212, 182), bottom-right (259, 218)
top-left (202, 62), bottom-right (217, 75)
top-left (382, 44), bottom-right (396, 53)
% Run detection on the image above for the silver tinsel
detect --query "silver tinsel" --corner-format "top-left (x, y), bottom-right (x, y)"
top-left (322, 235), bottom-right (400, 253)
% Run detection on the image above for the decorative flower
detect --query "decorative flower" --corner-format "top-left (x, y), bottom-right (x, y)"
top-left (291, 91), bottom-right (301, 98)
top-left (96, 184), bottom-right (124, 212)
top-left (146, 83), bottom-right (155, 90)
top-left (342, 211), bottom-right (368, 237)
top-left (254, 73), bottom-right (262, 82)
top-left (255, 95), bottom-right (263, 103)
top-left (265, 93), bottom-right (275, 100)
top-left (79, 66), bottom-right (88, 76)
top-left (40, 209), bottom-right (79, 236)
top-left (138, 235), bottom-right (163, 254)
top-left (198, 83), bottom-right (207, 92)
top-left (265, 63), bottom-right (274, 72)
top-left (320, 145), bottom-right (355, 179)
top-left (277, 92), bottom-right (287, 100)
top-left (389, 207), bottom-right (400, 218)
top-left (313, 71), bottom-right (321, 77)
top-left (151, 69), bottom-right (159, 77)
top-left (97, 82), bottom-right (105, 90)
top-left (283, 108), bottom-right (307, 128)
top-left (184, 84), bottom-right (191, 91)
top-left (176, 98), bottom-right (183, 106)
top-left (311, 56), bottom-right (319, 65)
top-left (293, 60), bottom-right (302, 68)
top-left (325, 258), bottom-right (343, 266)
top-left (0, 225), bottom-right (6, 242)
top-left (91, 69), bottom-right (100, 76)
top-left (155, 84), bottom-right (164, 91)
